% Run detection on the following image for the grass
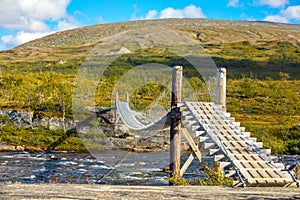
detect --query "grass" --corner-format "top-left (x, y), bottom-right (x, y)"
top-left (0, 125), bottom-right (86, 151)
top-left (226, 78), bottom-right (300, 154)
top-left (0, 76), bottom-right (298, 154)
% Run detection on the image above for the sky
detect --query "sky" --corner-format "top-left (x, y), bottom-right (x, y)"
top-left (0, 0), bottom-right (300, 50)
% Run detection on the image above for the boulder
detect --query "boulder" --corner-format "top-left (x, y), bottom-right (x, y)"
top-left (49, 118), bottom-right (75, 131)
top-left (32, 117), bottom-right (49, 128)
top-left (0, 110), bottom-right (33, 128)
top-left (15, 146), bottom-right (25, 151)
top-left (0, 144), bottom-right (16, 151)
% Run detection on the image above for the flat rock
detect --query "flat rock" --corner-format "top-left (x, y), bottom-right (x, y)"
top-left (0, 144), bottom-right (16, 151)
top-left (0, 184), bottom-right (299, 200)
top-left (15, 146), bottom-right (25, 151)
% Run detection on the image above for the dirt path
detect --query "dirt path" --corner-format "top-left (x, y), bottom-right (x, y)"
top-left (0, 184), bottom-right (299, 200)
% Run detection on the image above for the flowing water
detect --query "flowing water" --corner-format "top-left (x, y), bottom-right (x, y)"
top-left (0, 150), bottom-right (188, 185)
top-left (0, 151), bottom-right (298, 185)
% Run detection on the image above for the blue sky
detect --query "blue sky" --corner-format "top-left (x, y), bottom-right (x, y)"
top-left (0, 0), bottom-right (299, 50)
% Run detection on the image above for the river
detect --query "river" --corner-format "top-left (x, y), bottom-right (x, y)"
top-left (0, 151), bottom-right (298, 185)
top-left (0, 150), bottom-right (184, 185)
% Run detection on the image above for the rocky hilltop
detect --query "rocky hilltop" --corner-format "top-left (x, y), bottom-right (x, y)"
top-left (0, 18), bottom-right (299, 63)
top-left (19, 19), bottom-right (300, 47)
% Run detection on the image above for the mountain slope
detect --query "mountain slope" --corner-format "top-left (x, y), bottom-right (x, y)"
top-left (1, 18), bottom-right (300, 64)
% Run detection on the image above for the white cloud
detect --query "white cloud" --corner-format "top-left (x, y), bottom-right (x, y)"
top-left (130, 4), bottom-right (206, 22)
top-left (262, 5), bottom-right (300, 24)
top-left (257, 0), bottom-right (289, 8)
top-left (18, 0), bottom-right (70, 21)
top-left (160, 7), bottom-right (185, 18)
top-left (145, 10), bottom-right (158, 19)
top-left (1, 31), bottom-right (53, 47)
top-left (9, 18), bottom-right (50, 32)
top-left (281, 5), bottom-right (300, 20)
top-left (139, 4), bottom-right (206, 20)
top-left (0, 0), bottom-right (80, 49)
top-left (182, 5), bottom-right (205, 18)
top-left (263, 15), bottom-right (289, 23)
top-left (227, 0), bottom-right (239, 7)
top-left (0, 0), bottom-right (71, 31)
top-left (0, 16), bottom-right (80, 49)
top-left (159, 5), bottom-right (205, 19)
top-left (24, 19), bottom-right (50, 32)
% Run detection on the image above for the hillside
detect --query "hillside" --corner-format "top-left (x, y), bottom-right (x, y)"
top-left (1, 18), bottom-right (300, 78)
top-left (0, 18), bottom-right (299, 153)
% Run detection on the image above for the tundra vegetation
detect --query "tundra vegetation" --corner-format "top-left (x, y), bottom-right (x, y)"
top-left (0, 19), bottom-right (299, 155)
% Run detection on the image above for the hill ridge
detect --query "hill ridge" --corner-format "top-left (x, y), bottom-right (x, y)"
top-left (15, 18), bottom-right (300, 49)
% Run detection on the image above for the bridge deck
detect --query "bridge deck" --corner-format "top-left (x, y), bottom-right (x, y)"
top-left (116, 100), bottom-right (295, 186)
top-left (183, 101), bottom-right (294, 186)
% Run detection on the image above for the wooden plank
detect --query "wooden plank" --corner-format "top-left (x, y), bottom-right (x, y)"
top-left (181, 128), bottom-right (202, 164)
top-left (180, 153), bottom-right (194, 176)
top-left (249, 161), bottom-right (261, 169)
top-left (264, 169), bottom-right (280, 178)
top-left (238, 161), bottom-right (273, 170)
top-left (248, 170), bottom-right (262, 179)
top-left (231, 154), bottom-right (262, 162)
top-left (258, 161), bottom-right (272, 169)
top-left (221, 141), bottom-right (249, 149)
top-left (246, 178), bottom-right (291, 185)
top-left (243, 154), bottom-right (261, 162)
top-left (250, 154), bottom-right (263, 161)
top-left (240, 161), bottom-right (252, 169)
top-left (244, 169), bottom-right (291, 180)
top-left (257, 170), bottom-right (272, 179)
top-left (246, 176), bottom-right (292, 182)
top-left (239, 168), bottom-right (253, 180)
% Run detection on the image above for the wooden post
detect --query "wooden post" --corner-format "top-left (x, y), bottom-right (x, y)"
top-left (216, 68), bottom-right (226, 110)
top-left (126, 92), bottom-right (130, 104)
top-left (114, 92), bottom-right (119, 125)
top-left (170, 66), bottom-right (182, 185)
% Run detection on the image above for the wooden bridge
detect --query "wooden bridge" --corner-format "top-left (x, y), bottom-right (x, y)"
top-left (115, 67), bottom-right (297, 187)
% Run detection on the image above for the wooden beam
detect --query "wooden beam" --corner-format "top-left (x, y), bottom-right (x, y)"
top-left (216, 68), bottom-right (226, 110)
top-left (170, 66), bottom-right (183, 184)
top-left (180, 153), bottom-right (194, 176)
top-left (181, 128), bottom-right (202, 164)
top-left (114, 92), bottom-right (119, 124)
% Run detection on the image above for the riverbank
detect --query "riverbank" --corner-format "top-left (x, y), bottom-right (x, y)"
top-left (0, 184), bottom-right (299, 200)
top-left (0, 142), bottom-right (167, 153)
top-left (0, 143), bottom-right (47, 152)
top-left (0, 119), bottom-right (171, 152)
